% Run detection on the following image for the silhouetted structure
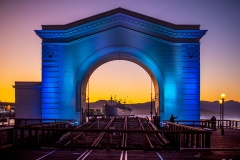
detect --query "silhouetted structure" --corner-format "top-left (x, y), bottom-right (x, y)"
top-left (14, 8), bottom-right (207, 123)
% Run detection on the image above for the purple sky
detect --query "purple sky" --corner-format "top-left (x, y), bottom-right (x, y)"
top-left (0, 0), bottom-right (240, 102)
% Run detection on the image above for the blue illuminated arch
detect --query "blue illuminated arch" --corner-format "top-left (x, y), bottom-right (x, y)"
top-left (35, 8), bottom-right (207, 122)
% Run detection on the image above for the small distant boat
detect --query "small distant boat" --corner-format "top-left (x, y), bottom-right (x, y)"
top-left (102, 100), bottom-right (133, 117)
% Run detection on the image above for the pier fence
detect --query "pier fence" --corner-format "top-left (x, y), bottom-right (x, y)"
top-left (1, 119), bottom-right (240, 151)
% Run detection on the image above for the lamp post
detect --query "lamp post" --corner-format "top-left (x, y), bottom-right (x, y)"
top-left (219, 99), bottom-right (222, 130)
top-left (220, 93), bottom-right (226, 135)
top-left (87, 97), bottom-right (90, 121)
top-left (150, 83), bottom-right (153, 121)
top-left (150, 75), bottom-right (153, 121)
top-left (87, 74), bottom-right (90, 122)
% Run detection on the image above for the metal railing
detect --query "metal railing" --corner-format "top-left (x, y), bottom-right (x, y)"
top-left (164, 122), bottom-right (211, 149)
top-left (172, 119), bottom-right (240, 130)
top-left (171, 120), bottom-right (216, 129)
top-left (1, 126), bottom-right (211, 150)
top-left (14, 118), bottom-right (75, 127)
top-left (215, 120), bottom-right (240, 129)
top-left (0, 127), bottom-right (14, 150)
top-left (1, 119), bottom-right (239, 150)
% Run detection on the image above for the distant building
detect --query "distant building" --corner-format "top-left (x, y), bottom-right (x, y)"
top-left (13, 82), bottom-right (41, 118)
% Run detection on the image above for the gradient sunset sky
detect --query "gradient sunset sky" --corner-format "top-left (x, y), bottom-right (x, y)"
top-left (0, 0), bottom-right (240, 103)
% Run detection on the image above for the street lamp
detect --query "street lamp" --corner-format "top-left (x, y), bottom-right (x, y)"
top-left (219, 99), bottom-right (222, 130)
top-left (220, 93), bottom-right (226, 135)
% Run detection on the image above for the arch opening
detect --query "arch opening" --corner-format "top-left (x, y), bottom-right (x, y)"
top-left (76, 46), bottom-right (164, 123)
top-left (82, 60), bottom-right (157, 120)
top-left (87, 60), bottom-right (154, 103)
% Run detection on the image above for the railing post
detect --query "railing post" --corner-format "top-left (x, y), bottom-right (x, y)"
top-left (47, 128), bottom-right (50, 142)
top-left (192, 132), bottom-right (195, 148)
top-left (206, 131), bottom-right (211, 148)
top-left (28, 129), bottom-right (32, 145)
top-left (179, 133), bottom-right (183, 149)
top-left (201, 132), bottom-right (204, 148)
top-left (20, 128), bottom-right (24, 144)
top-left (35, 129), bottom-right (39, 146)
top-left (186, 132), bottom-right (190, 148)
top-left (196, 133), bottom-right (200, 148)
top-left (42, 129), bottom-right (45, 143)
top-left (14, 129), bottom-right (18, 145)
top-left (183, 132), bottom-right (187, 149)
top-left (177, 132), bottom-right (181, 150)
top-left (70, 130), bottom-right (73, 149)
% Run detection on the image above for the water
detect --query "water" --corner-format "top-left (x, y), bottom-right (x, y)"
top-left (136, 114), bottom-right (240, 121)
top-left (201, 115), bottom-right (240, 121)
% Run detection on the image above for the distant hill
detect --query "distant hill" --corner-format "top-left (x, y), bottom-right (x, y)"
top-left (200, 100), bottom-right (240, 117)
top-left (89, 100), bottom-right (240, 117)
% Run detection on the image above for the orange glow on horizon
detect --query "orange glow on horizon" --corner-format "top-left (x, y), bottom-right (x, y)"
top-left (87, 60), bottom-right (155, 103)
top-left (1, 61), bottom-right (239, 103)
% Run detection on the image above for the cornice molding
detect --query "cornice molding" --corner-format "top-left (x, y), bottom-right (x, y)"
top-left (35, 12), bottom-right (207, 43)
top-left (41, 8), bottom-right (200, 30)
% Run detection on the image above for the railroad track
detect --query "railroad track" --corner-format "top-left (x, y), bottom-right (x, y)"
top-left (57, 117), bottom-right (114, 147)
top-left (56, 117), bottom-right (169, 150)
top-left (57, 119), bottom-right (99, 146)
top-left (140, 118), bottom-right (169, 148)
top-left (126, 117), bottom-right (144, 148)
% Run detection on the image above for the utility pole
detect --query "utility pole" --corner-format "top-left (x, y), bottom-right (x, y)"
top-left (150, 75), bottom-right (153, 121)
top-left (87, 74), bottom-right (90, 122)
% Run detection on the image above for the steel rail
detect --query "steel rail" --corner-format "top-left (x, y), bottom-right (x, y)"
top-left (149, 121), bottom-right (169, 145)
top-left (65, 119), bottom-right (99, 146)
top-left (143, 118), bottom-right (165, 147)
top-left (91, 117), bottom-right (115, 146)
top-left (121, 116), bottom-right (127, 148)
top-left (138, 117), bottom-right (154, 148)
top-left (56, 119), bottom-right (98, 145)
